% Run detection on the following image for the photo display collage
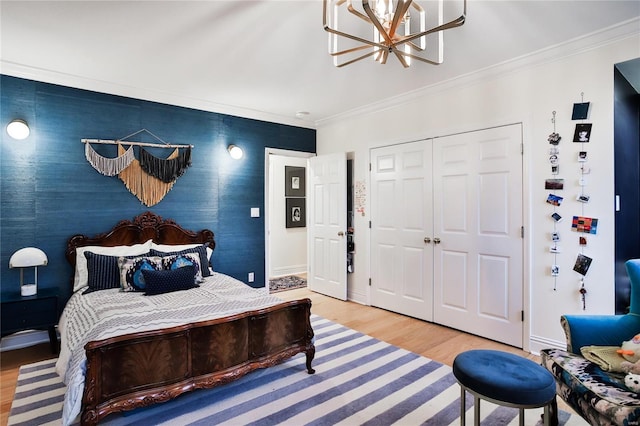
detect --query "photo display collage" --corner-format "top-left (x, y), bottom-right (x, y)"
top-left (546, 95), bottom-right (596, 309)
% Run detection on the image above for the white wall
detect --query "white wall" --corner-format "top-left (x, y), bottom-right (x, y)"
top-left (268, 154), bottom-right (308, 278)
top-left (315, 22), bottom-right (639, 352)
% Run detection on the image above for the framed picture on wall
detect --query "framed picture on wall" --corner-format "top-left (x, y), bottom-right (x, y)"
top-left (285, 166), bottom-right (306, 197)
top-left (573, 123), bottom-right (592, 142)
top-left (286, 197), bottom-right (306, 228)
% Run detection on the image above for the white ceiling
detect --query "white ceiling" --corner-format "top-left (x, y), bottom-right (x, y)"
top-left (1, 1), bottom-right (639, 128)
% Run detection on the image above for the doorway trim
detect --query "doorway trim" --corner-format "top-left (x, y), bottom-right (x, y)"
top-left (264, 148), bottom-right (315, 290)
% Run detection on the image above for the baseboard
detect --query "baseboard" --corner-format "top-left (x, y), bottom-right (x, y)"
top-left (0, 329), bottom-right (56, 352)
top-left (348, 290), bottom-right (367, 306)
top-left (271, 265), bottom-right (306, 278)
top-left (529, 334), bottom-right (566, 356)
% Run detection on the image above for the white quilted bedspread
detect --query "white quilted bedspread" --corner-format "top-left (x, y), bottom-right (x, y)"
top-left (55, 273), bottom-right (284, 425)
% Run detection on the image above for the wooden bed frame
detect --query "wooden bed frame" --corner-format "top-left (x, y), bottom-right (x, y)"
top-left (64, 211), bottom-right (315, 425)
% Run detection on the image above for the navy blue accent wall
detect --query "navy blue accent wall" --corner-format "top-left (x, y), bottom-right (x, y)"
top-left (1, 75), bottom-right (315, 307)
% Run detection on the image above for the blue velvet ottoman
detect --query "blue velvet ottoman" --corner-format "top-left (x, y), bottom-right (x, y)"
top-left (453, 349), bottom-right (557, 426)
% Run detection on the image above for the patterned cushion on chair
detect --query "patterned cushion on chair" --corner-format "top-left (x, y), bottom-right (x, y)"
top-left (541, 348), bottom-right (640, 425)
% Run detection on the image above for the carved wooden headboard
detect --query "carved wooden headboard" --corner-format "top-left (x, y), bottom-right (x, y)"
top-left (65, 211), bottom-right (215, 269)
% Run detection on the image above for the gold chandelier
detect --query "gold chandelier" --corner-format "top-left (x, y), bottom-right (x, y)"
top-left (323, 0), bottom-right (466, 68)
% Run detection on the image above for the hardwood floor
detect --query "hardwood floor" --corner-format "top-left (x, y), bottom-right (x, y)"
top-left (277, 287), bottom-right (539, 366)
top-left (0, 287), bottom-right (577, 425)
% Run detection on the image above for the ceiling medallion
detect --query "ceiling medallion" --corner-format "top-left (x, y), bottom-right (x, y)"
top-left (323, 0), bottom-right (466, 68)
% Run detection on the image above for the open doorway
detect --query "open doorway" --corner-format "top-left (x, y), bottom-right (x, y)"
top-left (614, 57), bottom-right (640, 313)
top-left (264, 149), bottom-right (315, 293)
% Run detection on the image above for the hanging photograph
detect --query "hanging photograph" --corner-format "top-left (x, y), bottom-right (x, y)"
top-left (573, 253), bottom-right (593, 276)
top-left (573, 123), bottom-right (592, 142)
top-left (545, 179), bottom-right (564, 190)
top-left (572, 102), bottom-right (590, 120)
top-left (551, 212), bottom-right (563, 222)
top-left (285, 166), bottom-right (306, 197)
top-left (285, 197), bottom-right (306, 228)
top-left (576, 194), bottom-right (591, 203)
top-left (571, 216), bottom-right (598, 234)
top-left (546, 193), bottom-right (563, 206)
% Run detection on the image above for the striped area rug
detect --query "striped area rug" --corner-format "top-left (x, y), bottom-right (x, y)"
top-left (9, 316), bottom-right (582, 426)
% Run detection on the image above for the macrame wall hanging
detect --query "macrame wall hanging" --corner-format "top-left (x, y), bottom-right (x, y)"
top-left (82, 129), bottom-right (193, 207)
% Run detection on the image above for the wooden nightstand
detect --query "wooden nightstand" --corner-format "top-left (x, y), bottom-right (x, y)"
top-left (1, 288), bottom-right (59, 354)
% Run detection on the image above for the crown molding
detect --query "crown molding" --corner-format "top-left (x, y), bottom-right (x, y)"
top-left (315, 17), bottom-right (640, 128)
top-left (0, 61), bottom-right (316, 130)
top-left (2, 17), bottom-right (637, 131)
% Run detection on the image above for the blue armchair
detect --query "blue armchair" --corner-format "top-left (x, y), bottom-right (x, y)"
top-left (541, 259), bottom-right (640, 425)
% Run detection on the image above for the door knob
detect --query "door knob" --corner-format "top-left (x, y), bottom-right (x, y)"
top-left (433, 238), bottom-right (441, 244)
top-left (338, 231), bottom-right (345, 237)
top-left (424, 237), bottom-right (431, 244)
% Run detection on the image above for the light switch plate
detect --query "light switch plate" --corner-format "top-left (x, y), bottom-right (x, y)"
top-left (251, 207), bottom-right (260, 217)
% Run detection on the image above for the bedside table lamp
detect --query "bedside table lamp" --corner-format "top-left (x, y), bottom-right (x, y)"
top-left (9, 247), bottom-right (48, 296)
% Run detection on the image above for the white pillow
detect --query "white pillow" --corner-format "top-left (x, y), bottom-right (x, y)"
top-left (151, 242), bottom-right (213, 265)
top-left (73, 240), bottom-right (152, 292)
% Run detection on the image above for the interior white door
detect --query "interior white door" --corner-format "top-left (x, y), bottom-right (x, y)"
top-left (370, 141), bottom-right (433, 321)
top-left (307, 153), bottom-right (347, 300)
top-left (432, 124), bottom-right (524, 347)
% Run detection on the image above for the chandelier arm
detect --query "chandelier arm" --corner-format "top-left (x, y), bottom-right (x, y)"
top-left (324, 25), bottom-right (389, 50)
top-left (330, 44), bottom-right (375, 57)
top-left (391, 49), bottom-right (410, 67)
top-left (380, 48), bottom-right (389, 64)
top-left (390, 12), bottom-right (465, 49)
top-left (410, 1), bottom-right (424, 13)
top-left (393, 49), bottom-right (441, 65)
top-left (347, 1), bottom-right (373, 23)
top-left (388, 0), bottom-right (413, 40)
top-left (407, 40), bottom-right (425, 52)
top-left (336, 50), bottom-right (380, 67)
top-left (362, 0), bottom-right (393, 45)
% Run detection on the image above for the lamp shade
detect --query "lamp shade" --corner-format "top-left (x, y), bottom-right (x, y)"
top-left (9, 247), bottom-right (48, 268)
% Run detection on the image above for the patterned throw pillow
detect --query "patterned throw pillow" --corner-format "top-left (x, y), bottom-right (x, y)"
top-left (84, 252), bottom-right (148, 294)
top-left (161, 253), bottom-right (203, 283)
top-left (118, 256), bottom-right (163, 292)
top-left (150, 244), bottom-right (211, 277)
top-left (142, 265), bottom-right (199, 295)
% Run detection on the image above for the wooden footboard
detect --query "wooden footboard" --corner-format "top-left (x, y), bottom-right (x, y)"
top-left (80, 299), bottom-right (315, 425)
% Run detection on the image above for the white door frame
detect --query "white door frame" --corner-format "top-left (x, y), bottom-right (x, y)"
top-left (264, 148), bottom-right (315, 288)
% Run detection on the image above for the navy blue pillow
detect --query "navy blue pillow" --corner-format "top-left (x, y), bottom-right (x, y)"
top-left (84, 252), bottom-right (143, 294)
top-left (141, 265), bottom-right (199, 295)
top-left (150, 244), bottom-right (211, 277)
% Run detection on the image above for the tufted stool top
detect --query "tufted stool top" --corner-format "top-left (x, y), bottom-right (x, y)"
top-left (453, 349), bottom-right (556, 406)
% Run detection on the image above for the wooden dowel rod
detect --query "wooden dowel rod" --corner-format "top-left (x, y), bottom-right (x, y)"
top-left (81, 138), bottom-right (192, 149)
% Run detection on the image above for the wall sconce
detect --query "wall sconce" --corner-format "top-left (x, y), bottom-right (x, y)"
top-left (6, 119), bottom-right (30, 140)
top-left (228, 144), bottom-right (243, 160)
top-left (9, 247), bottom-right (48, 296)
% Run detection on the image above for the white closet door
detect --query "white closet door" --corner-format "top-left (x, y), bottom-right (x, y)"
top-left (307, 153), bottom-right (347, 300)
top-left (370, 141), bottom-right (433, 321)
top-left (432, 124), bottom-right (524, 347)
